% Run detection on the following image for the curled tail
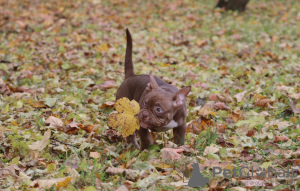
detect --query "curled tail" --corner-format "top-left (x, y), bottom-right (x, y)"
top-left (125, 29), bottom-right (134, 78)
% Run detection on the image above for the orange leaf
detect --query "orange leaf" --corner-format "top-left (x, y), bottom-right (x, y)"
top-left (29, 99), bottom-right (47, 108)
top-left (11, 121), bottom-right (18, 126)
top-left (274, 134), bottom-right (289, 143)
top-left (217, 124), bottom-right (226, 133)
top-left (187, 116), bottom-right (213, 134)
top-left (56, 177), bottom-right (72, 191)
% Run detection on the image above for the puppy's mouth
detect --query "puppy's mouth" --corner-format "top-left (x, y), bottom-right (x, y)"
top-left (140, 121), bottom-right (150, 129)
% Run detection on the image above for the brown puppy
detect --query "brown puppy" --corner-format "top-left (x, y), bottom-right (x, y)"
top-left (116, 29), bottom-right (191, 150)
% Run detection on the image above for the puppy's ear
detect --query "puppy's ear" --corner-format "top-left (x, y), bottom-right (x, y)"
top-left (173, 86), bottom-right (191, 107)
top-left (146, 71), bottom-right (159, 91)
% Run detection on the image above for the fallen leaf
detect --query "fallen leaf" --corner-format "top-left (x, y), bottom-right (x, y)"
top-left (290, 99), bottom-right (300, 114)
top-left (197, 102), bottom-right (216, 116)
top-left (116, 185), bottom-right (128, 191)
top-left (161, 148), bottom-right (184, 162)
top-left (209, 94), bottom-right (218, 101)
top-left (289, 93), bottom-right (300, 100)
top-left (43, 98), bottom-right (57, 107)
top-left (201, 83), bottom-right (210, 89)
top-left (30, 177), bottom-right (71, 190)
top-left (108, 97), bottom-right (140, 137)
top-left (254, 93), bottom-right (277, 108)
top-left (29, 129), bottom-right (51, 151)
top-left (95, 43), bottom-right (108, 53)
top-left (106, 167), bottom-right (125, 175)
top-left (29, 99), bottom-right (47, 108)
top-left (93, 80), bottom-right (118, 90)
top-left (100, 101), bottom-right (115, 108)
top-left (234, 91), bottom-right (247, 102)
top-left (217, 124), bottom-right (226, 133)
top-left (277, 85), bottom-right (294, 94)
top-left (228, 108), bottom-right (244, 123)
top-left (216, 93), bottom-right (233, 103)
top-left (203, 144), bottom-right (220, 156)
top-left (0, 165), bottom-right (20, 178)
top-left (246, 129), bottom-right (256, 137)
top-left (255, 98), bottom-right (276, 108)
top-left (56, 177), bottom-right (72, 191)
top-left (64, 118), bottom-right (79, 134)
top-left (214, 102), bottom-right (231, 110)
top-left (274, 134), bottom-right (290, 143)
top-left (90, 152), bottom-right (100, 159)
top-left (93, 80), bottom-right (117, 90)
top-left (186, 116), bottom-right (213, 134)
top-left (46, 116), bottom-right (64, 128)
top-left (80, 124), bottom-right (95, 133)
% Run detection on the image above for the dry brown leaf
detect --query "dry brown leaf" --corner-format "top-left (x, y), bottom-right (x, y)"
top-left (90, 152), bottom-right (101, 159)
top-left (30, 177), bottom-right (71, 190)
top-left (178, 145), bottom-right (198, 154)
top-left (255, 98), bottom-right (276, 108)
top-left (228, 108), bottom-right (244, 123)
top-left (93, 80), bottom-right (117, 90)
top-left (209, 94), bottom-right (218, 101)
top-left (217, 124), bottom-right (226, 133)
top-left (274, 134), bottom-right (290, 143)
top-left (0, 165), bottom-right (20, 178)
top-left (29, 99), bottom-right (47, 108)
top-left (289, 93), bottom-right (300, 100)
top-left (276, 85), bottom-right (294, 94)
top-left (80, 124), bottom-right (95, 133)
top-left (186, 116), bottom-right (213, 135)
top-left (46, 116), bottom-right (64, 128)
top-left (64, 118), bottom-right (79, 134)
top-left (290, 99), bottom-right (300, 114)
top-left (214, 102), bottom-right (231, 110)
top-left (116, 185), bottom-right (129, 191)
top-left (203, 144), bottom-right (220, 156)
top-left (234, 91), bottom-right (247, 102)
top-left (100, 101), bottom-right (115, 108)
top-left (106, 167), bottom-right (125, 175)
top-left (254, 93), bottom-right (277, 108)
top-left (161, 148), bottom-right (184, 162)
top-left (29, 129), bottom-right (51, 151)
top-left (246, 129), bottom-right (256, 137)
top-left (217, 93), bottom-right (233, 103)
top-left (197, 102), bottom-right (216, 116)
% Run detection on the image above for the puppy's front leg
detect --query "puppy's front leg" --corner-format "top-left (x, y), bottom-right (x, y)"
top-left (126, 133), bottom-right (140, 150)
top-left (137, 128), bottom-right (154, 150)
top-left (173, 124), bottom-right (187, 145)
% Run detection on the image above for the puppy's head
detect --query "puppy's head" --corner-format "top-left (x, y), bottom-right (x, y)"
top-left (138, 71), bottom-right (191, 131)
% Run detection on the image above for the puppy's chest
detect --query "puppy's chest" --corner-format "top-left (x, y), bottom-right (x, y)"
top-left (151, 120), bottom-right (178, 132)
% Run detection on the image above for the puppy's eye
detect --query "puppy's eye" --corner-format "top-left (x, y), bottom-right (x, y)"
top-left (156, 107), bottom-right (163, 113)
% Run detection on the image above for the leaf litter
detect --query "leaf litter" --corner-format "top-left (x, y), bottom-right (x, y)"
top-left (0, 0), bottom-right (299, 190)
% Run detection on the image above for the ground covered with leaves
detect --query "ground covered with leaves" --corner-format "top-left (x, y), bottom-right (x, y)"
top-left (0, 0), bottom-right (300, 190)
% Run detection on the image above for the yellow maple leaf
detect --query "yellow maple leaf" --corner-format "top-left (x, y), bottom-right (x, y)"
top-left (56, 177), bottom-right (72, 191)
top-left (94, 43), bottom-right (108, 53)
top-left (108, 97), bottom-right (140, 137)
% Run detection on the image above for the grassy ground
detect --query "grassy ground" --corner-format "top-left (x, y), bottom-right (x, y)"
top-left (0, 0), bottom-right (300, 190)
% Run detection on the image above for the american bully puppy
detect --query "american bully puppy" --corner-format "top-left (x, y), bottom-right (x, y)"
top-left (116, 29), bottom-right (191, 150)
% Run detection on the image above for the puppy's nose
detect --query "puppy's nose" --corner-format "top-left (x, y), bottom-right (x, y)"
top-left (141, 112), bottom-right (149, 120)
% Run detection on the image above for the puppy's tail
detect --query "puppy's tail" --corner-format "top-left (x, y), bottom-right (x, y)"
top-left (125, 29), bottom-right (134, 78)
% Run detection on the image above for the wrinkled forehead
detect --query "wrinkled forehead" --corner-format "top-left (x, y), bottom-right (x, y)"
top-left (144, 90), bottom-right (174, 105)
